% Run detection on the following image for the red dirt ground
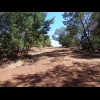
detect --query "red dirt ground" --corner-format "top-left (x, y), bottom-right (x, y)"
top-left (0, 47), bottom-right (100, 87)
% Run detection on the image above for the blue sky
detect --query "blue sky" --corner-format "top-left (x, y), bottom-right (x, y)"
top-left (46, 12), bottom-right (65, 47)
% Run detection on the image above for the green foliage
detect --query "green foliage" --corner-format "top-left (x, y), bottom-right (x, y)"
top-left (62, 12), bottom-right (95, 51)
top-left (0, 12), bottom-right (54, 58)
top-left (52, 12), bottom-right (100, 52)
top-left (88, 12), bottom-right (100, 50)
top-left (52, 27), bottom-right (79, 47)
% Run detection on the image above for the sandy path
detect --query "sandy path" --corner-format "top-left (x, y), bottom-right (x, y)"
top-left (0, 47), bottom-right (100, 87)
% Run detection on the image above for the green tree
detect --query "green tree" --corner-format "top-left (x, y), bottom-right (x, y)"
top-left (0, 12), bottom-right (54, 58)
top-left (62, 12), bottom-right (95, 51)
top-left (52, 27), bottom-right (79, 47)
top-left (89, 12), bottom-right (100, 51)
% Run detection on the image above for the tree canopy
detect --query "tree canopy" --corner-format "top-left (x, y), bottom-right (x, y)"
top-left (52, 12), bottom-right (100, 52)
top-left (0, 12), bottom-right (54, 58)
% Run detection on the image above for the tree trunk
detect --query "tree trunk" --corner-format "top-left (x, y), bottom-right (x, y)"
top-left (80, 18), bottom-right (95, 52)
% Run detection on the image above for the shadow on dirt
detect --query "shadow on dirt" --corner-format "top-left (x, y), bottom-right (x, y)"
top-left (0, 62), bottom-right (100, 87)
top-left (0, 48), bottom-right (100, 68)
top-left (0, 49), bottom-right (70, 68)
top-left (70, 49), bottom-right (100, 59)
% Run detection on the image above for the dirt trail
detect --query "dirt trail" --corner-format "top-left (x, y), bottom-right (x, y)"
top-left (0, 47), bottom-right (100, 87)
